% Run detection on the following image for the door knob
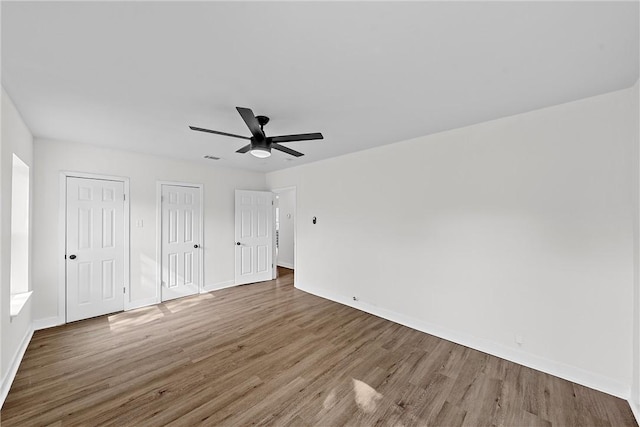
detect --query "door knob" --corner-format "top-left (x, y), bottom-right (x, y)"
top-left (236, 242), bottom-right (241, 246)
top-left (194, 244), bottom-right (199, 248)
top-left (69, 254), bottom-right (77, 260)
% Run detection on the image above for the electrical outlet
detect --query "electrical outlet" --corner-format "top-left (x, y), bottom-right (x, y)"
top-left (353, 296), bottom-right (358, 301)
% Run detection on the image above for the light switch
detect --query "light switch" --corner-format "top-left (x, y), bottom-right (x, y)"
top-left (136, 219), bottom-right (144, 228)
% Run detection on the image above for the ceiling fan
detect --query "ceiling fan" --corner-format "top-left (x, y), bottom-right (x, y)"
top-left (190, 107), bottom-right (323, 158)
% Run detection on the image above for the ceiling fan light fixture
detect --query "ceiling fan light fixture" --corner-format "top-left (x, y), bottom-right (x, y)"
top-left (250, 147), bottom-right (271, 158)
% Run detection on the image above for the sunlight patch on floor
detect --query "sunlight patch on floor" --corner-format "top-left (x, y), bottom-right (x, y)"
top-left (164, 294), bottom-right (214, 313)
top-left (108, 306), bottom-right (165, 330)
top-left (352, 378), bottom-right (383, 414)
top-left (323, 389), bottom-right (337, 409)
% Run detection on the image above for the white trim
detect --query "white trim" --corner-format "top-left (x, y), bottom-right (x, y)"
top-left (271, 186), bottom-right (297, 280)
top-left (59, 171), bottom-right (131, 321)
top-left (33, 316), bottom-right (63, 331)
top-left (203, 280), bottom-right (236, 292)
top-left (123, 179), bottom-right (131, 309)
top-left (271, 185), bottom-right (297, 192)
top-left (156, 181), bottom-right (205, 303)
top-left (277, 261), bottom-right (294, 269)
top-left (629, 400), bottom-right (640, 425)
top-left (272, 193), bottom-right (277, 280)
top-left (155, 182), bottom-right (163, 306)
top-left (297, 282), bottom-right (631, 400)
top-left (0, 325), bottom-right (33, 409)
top-left (58, 173), bottom-right (66, 326)
top-left (9, 291), bottom-right (33, 318)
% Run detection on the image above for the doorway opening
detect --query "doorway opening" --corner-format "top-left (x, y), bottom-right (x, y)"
top-left (272, 187), bottom-right (296, 278)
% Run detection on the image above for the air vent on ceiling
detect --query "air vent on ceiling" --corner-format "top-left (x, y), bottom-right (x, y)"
top-left (204, 155), bottom-right (220, 160)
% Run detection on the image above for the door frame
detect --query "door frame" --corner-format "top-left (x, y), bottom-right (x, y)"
top-left (271, 186), bottom-right (297, 279)
top-left (58, 171), bottom-right (131, 324)
top-left (156, 181), bottom-right (205, 303)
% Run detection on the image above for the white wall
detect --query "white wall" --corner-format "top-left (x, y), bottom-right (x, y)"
top-left (32, 139), bottom-right (265, 322)
top-left (1, 88), bottom-right (34, 403)
top-left (267, 84), bottom-right (638, 398)
top-left (631, 80), bottom-right (640, 414)
top-left (276, 189), bottom-right (295, 269)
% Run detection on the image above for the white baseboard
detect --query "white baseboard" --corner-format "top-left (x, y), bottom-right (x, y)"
top-left (33, 316), bottom-right (63, 331)
top-left (297, 282), bottom-right (630, 400)
top-left (0, 325), bottom-right (34, 409)
top-left (277, 261), bottom-right (294, 269)
top-left (629, 400), bottom-right (640, 425)
top-left (203, 280), bottom-right (236, 292)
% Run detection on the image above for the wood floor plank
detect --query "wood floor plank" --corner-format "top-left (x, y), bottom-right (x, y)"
top-left (1, 268), bottom-right (636, 426)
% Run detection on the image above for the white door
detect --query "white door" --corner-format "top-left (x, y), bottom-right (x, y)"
top-left (66, 177), bottom-right (125, 322)
top-left (235, 190), bottom-right (274, 285)
top-left (161, 184), bottom-right (202, 301)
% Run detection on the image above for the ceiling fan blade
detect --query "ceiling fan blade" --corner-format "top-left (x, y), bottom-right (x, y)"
top-left (236, 144), bottom-right (252, 154)
top-left (189, 126), bottom-right (251, 140)
top-left (272, 143), bottom-right (304, 157)
top-left (270, 133), bottom-right (323, 143)
top-left (236, 107), bottom-right (265, 139)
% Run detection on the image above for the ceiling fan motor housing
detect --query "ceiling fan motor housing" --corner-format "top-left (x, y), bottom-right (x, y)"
top-left (250, 136), bottom-right (271, 157)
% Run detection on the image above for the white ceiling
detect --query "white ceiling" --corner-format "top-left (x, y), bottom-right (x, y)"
top-left (2, 1), bottom-right (638, 173)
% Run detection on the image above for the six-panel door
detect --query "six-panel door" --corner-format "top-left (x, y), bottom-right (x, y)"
top-left (235, 190), bottom-right (273, 285)
top-left (161, 184), bottom-right (202, 301)
top-left (66, 177), bottom-right (125, 322)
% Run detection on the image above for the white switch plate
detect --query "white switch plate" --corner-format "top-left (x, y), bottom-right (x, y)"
top-left (136, 219), bottom-right (143, 228)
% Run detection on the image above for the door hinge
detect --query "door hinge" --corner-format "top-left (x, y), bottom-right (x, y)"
top-left (123, 194), bottom-right (126, 201)
top-left (123, 287), bottom-right (126, 294)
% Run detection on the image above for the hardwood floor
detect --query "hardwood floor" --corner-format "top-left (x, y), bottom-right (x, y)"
top-left (1, 268), bottom-right (636, 426)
